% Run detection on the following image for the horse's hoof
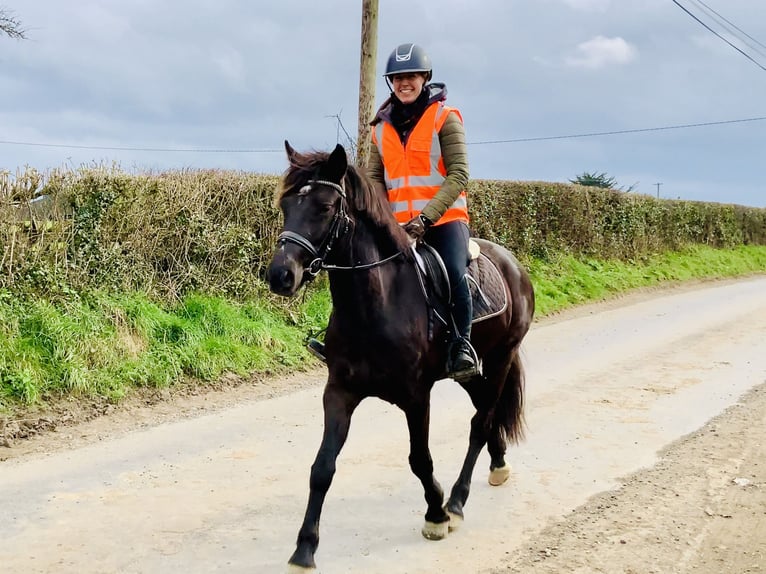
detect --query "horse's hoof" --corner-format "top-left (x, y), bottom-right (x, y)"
top-left (446, 510), bottom-right (464, 531)
top-left (488, 463), bottom-right (511, 486)
top-left (421, 520), bottom-right (449, 540)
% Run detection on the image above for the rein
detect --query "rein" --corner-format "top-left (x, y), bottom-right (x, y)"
top-left (276, 178), bottom-right (405, 278)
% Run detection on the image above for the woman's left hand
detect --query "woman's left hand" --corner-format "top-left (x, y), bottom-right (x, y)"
top-left (403, 214), bottom-right (431, 240)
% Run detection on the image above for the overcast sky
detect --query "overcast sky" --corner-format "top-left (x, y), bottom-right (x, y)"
top-left (2, 0), bottom-right (765, 206)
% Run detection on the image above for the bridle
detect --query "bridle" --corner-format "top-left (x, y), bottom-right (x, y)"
top-left (276, 178), bottom-right (404, 279)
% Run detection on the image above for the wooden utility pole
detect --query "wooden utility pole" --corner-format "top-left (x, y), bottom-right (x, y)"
top-left (356, 0), bottom-right (378, 168)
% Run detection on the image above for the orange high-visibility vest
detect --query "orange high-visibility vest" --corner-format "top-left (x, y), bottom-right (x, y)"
top-left (371, 102), bottom-right (469, 226)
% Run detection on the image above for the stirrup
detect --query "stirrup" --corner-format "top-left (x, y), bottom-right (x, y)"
top-left (449, 361), bottom-right (479, 382)
top-left (306, 338), bottom-right (326, 363)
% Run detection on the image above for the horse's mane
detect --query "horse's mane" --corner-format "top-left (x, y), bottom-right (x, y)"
top-left (277, 149), bottom-right (411, 254)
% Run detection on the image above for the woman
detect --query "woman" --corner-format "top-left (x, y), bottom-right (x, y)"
top-left (369, 42), bottom-right (477, 381)
top-left (308, 42), bottom-right (477, 381)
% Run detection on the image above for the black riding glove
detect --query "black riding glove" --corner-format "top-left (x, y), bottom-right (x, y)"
top-left (403, 214), bottom-right (433, 240)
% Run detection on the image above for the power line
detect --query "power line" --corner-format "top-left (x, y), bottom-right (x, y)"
top-left (467, 116), bottom-right (766, 145)
top-left (1, 115), bottom-right (764, 153)
top-left (686, 0), bottom-right (766, 61)
top-left (691, 0), bottom-right (766, 54)
top-left (670, 0), bottom-right (766, 71)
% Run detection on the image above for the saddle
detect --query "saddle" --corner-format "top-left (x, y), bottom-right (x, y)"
top-left (414, 239), bottom-right (508, 333)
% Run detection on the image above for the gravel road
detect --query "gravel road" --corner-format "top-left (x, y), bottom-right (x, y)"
top-left (1, 277), bottom-right (765, 574)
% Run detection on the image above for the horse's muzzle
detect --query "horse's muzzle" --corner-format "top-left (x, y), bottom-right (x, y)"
top-left (267, 258), bottom-right (301, 296)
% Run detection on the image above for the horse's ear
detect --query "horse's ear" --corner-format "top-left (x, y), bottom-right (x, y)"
top-left (323, 143), bottom-right (348, 183)
top-left (284, 140), bottom-right (298, 165)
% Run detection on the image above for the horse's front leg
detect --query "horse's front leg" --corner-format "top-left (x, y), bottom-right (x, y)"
top-left (287, 385), bottom-right (360, 573)
top-left (405, 401), bottom-right (451, 541)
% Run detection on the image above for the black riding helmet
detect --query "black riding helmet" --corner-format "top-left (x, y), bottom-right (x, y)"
top-left (384, 43), bottom-right (432, 81)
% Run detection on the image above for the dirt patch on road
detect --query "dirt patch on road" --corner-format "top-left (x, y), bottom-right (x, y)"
top-left (492, 383), bottom-right (766, 574)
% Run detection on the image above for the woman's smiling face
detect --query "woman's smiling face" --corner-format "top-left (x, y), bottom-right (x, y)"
top-left (391, 72), bottom-right (427, 104)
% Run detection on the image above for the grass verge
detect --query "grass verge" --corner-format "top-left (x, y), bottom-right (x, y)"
top-left (1, 244), bottom-right (765, 415)
top-left (527, 244), bottom-right (766, 316)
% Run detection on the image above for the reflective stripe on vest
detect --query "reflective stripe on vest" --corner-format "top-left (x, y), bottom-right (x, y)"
top-left (372, 102), bottom-right (469, 226)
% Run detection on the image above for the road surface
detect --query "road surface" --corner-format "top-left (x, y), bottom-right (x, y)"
top-left (2, 277), bottom-right (765, 573)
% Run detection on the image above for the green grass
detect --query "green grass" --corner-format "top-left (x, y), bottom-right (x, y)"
top-left (1, 245), bottom-right (765, 413)
top-left (0, 287), bottom-right (330, 412)
top-left (526, 244), bottom-right (766, 316)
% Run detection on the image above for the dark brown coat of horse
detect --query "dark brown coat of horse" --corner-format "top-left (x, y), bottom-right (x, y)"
top-left (267, 142), bottom-right (535, 572)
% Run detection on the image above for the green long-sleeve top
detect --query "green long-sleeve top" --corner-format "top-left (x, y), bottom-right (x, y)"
top-left (366, 111), bottom-right (470, 225)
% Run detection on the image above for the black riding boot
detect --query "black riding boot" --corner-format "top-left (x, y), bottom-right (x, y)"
top-left (448, 276), bottom-right (478, 381)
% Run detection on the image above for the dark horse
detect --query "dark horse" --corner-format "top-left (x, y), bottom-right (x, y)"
top-left (267, 142), bottom-right (535, 572)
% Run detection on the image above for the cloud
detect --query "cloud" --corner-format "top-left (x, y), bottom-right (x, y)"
top-left (559, 0), bottom-right (611, 11)
top-left (565, 35), bottom-right (637, 69)
top-left (2, 0), bottom-right (765, 207)
top-left (212, 46), bottom-right (247, 90)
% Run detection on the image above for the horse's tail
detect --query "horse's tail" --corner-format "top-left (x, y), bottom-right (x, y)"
top-left (494, 347), bottom-right (526, 445)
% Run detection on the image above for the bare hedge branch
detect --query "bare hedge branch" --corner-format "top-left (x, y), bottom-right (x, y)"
top-left (1, 7), bottom-right (27, 39)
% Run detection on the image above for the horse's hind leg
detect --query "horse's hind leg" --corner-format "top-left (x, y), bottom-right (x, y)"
top-left (487, 421), bottom-right (512, 486)
top-left (445, 348), bottom-right (523, 528)
top-left (487, 351), bottom-right (525, 486)
top-left (287, 385), bottom-right (360, 572)
top-left (405, 402), bottom-right (451, 540)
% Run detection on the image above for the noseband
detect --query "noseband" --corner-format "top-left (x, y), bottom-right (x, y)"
top-left (276, 178), bottom-right (404, 279)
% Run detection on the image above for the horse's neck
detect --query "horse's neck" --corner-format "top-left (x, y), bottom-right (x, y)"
top-left (327, 222), bottom-right (417, 320)
top-left (329, 257), bottom-right (414, 303)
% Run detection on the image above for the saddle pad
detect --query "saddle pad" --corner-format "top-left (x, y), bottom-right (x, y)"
top-left (467, 253), bottom-right (508, 323)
